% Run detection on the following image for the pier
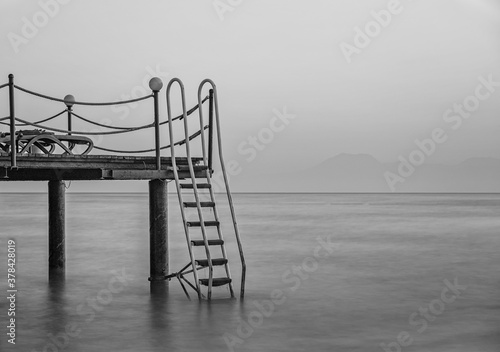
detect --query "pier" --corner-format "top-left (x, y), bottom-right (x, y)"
top-left (0, 74), bottom-right (245, 300)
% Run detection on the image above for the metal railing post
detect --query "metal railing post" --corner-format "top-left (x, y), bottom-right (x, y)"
top-left (64, 95), bottom-right (75, 135)
top-left (149, 77), bottom-right (163, 170)
top-left (8, 74), bottom-right (16, 168)
top-left (208, 89), bottom-right (214, 171)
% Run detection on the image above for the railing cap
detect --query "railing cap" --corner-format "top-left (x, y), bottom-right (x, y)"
top-left (64, 94), bottom-right (75, 107)
top-left (149, 77), bottom-right (163, 92)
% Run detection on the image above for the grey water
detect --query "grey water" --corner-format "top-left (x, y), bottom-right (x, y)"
top-left (1, 193), bottom-right (499, 351)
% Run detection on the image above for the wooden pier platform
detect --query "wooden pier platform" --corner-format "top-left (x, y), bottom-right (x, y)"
top-left (0, 75), bottom-right (245, 297)
top-left (0, 154), bottom-right (204, 181)
top-left (0, 153), bottom-right (203, 284)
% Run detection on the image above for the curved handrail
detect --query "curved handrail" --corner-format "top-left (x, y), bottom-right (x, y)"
top-left (198, 80), bottom-right (232, 297)
top-left (198, 79), bottom-right (246, 299)
top-left (167, 78), bottom-right (213, 299)
top-left (14, 85), bottom-right (153, 106)
top-left (197, 82), bottom-right (210, 167)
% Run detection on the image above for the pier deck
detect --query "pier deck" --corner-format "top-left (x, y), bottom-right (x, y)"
top-left (0, 154), bottom-right (203, 181)
top-left (0, 74), bottom-right (246, 298)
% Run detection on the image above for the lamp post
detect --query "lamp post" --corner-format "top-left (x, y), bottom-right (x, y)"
top-left (149, 77), bottom-right (163, 170)
top-left (64, 94), bottom-right (75, 135)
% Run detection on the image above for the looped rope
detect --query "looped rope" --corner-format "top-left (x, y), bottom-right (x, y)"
top-left (14, 117), bottom-right (151, 135)
top-left (3, 96), bottom-right (208, 134)
top-left (16, 110), bottom-right (67, 126)
top-left (93, 126), bottom-right (208, 153)
top-left (1, 85), bottom-right (211, 151)
top-left (160, 95), bottom-right (208, 126)
top-left (70, 111), bottom-right (148, 130)
top-left (14, 85), bottom-right (153, 106)
top-left (49, 95), bottom-right (208, 130)
top-left (0, 83), bottom-right (8, 90)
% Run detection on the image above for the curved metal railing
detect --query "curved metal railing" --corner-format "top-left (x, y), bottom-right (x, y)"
top-left (167, 78), bottom-right (213, 300)
top-left (198, 80), bottom-right (246, 299)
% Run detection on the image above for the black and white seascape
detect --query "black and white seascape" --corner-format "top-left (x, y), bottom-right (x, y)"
top-left (1, 1), bottom-right (499, 352)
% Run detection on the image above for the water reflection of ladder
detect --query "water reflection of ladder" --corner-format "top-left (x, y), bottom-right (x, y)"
top-left (165, 78), bottom-right (245, 300)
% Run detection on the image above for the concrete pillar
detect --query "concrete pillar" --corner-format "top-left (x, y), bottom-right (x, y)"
top-left (148, 179), bottom-right (168, 283)
top-left (48, 180), bottom-right (65, 276)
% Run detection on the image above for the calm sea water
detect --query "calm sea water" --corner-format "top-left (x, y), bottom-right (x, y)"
top-left (0, 193), bottom-right (499, 351)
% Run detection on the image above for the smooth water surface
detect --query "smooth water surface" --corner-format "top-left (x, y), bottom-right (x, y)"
top-left (0, 193), bottom-right (499, 351)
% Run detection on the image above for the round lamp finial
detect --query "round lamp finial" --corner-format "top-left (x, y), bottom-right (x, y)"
top-left (64, 94), bottom-right (75, 107)
top-left (149, 77), bottom-right (163, 92)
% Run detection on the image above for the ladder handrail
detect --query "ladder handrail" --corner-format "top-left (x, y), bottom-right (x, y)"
top-left (196, 86), bottom-right (234, 298)
top-left (166, 78), bottom-right (213, 299)
top-left (198, 79), bottom-right (246, 299)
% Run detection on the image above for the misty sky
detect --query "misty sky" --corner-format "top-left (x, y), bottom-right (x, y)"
top-left (1, 0), bottom-right (499, 192)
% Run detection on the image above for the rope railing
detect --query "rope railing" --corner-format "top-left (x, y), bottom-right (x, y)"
top-left (2, 95), bottom-right (208, 132)
top-left (17, 109), bottom-right (67, 126)
top-left (14, 85), bottom-right (153, 106)
top-left (1, 101), bottom-right (209, 136)
top-left (13, 117), bottom-right (151, 135)
top-left (0, 110), bottom-right (67, 126)
top-left (2, 74), bottom-right (215, 170)
top-left (69, 96), bottom-right (208, 131)
top-left (165, 95), bottom-right (209, 123)
top-left (70, 111), bottom-right (146, 130)
top-left (93, 126), bottom-right (208, 154)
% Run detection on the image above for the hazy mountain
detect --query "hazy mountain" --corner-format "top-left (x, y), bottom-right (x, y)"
top-left (231, 154), bottom-right (500, 193)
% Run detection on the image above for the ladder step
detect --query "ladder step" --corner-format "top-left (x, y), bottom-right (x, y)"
top-left (195, 258), bottom-right (228, 267)
top-left (191, 239), bottom-right (224, 246)
top-left (178, 165), bottom-right (209, 172)
top-left (199, 277), bottom-right (232, 287)
top-left (186, 221), bottom-right (219, 227)
top-left (183, 201), bottom-right (215, 208)
top-left (180, 183), bottom-right (211, 189)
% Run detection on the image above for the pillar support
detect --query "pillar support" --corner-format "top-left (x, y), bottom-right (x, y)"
top-left (149, 179), bottom-right (168, 283)
top-left (48, 180), bottom-right (65, 277)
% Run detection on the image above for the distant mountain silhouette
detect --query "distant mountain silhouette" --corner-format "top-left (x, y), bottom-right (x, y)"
top-left (230, 154), bottom-right (500, 193)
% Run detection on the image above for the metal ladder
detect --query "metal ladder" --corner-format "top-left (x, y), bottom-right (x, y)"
top-left (165, 78), bottom-right (245, 300)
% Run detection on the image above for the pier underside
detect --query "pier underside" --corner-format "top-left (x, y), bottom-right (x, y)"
top-left (0, 154), bottom-right (203, 181)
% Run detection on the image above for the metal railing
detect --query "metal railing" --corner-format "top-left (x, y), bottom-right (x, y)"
top-left (0, 74), bottom-right (211, 170)
top-left (166, 77), bottom-right (246, 299)
top-left (198, 79), bottom-right (246, 298)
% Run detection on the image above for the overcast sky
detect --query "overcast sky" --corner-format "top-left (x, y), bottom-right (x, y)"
top-left (0, 0), bottom-right (499, 192)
